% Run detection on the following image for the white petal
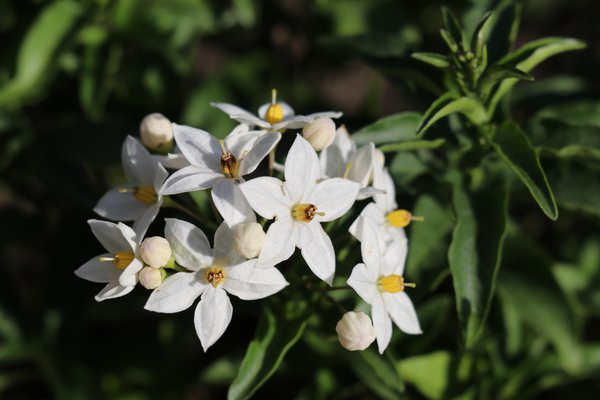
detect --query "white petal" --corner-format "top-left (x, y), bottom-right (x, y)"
top-left (320, 126), bottom-right (355, 178)
top-left (159, 166), bottom-right (223, 195)
top-left (212, 179), bottom-right (255, 227)
top-left (359, 217), bottom-right (384, 272)
top-left (257, 220), bottom-right (297, 268)
top-left (383, 292), bottom-right (422, 335)
top-left (75, 255), bottom-right (121, 283)
top-left (88, 219), bottom-right (137, 254)
top-left (95, 281), bottom-right (134, 302)
top-left (372, 295), bottom-right (393, 354)
top-left (195, 287), bottom-right (233, 352)
top-left (348, 202), bottom-right (386, 240)
top-left (144, 271), bottom-right (206, 313)
top-left (152, 153), bottom-right (190, 170)
top-left (94, 185), bottom-right (145, 222)
top-left (239, 177), bottom-right (291, 219)
top-left (347, 262), bottom-right (378, 304)
top-left (223, 260), bottom-right (288, 300)
top-left (272, 116), bottom-right (312, 131)
top-left (347, 143), bottom-right (374, 187)
top-left (373, 166), bottom-right (396, 213)
top-left (258, 102), bottom-right (295, 120)
top-left (382, 238), bottom-right (408, 276)
top-left (284, 135), bottom-right (321, 200)
top-left (132, 202), bottom-right (161, 239)
top-left (122, 136), bottom-right (158, 185)
top-left (239, 132), bottom-right (281, 176)
top-left (213, 222), bottom-right (244, 265)
top-left (308, 178), bottom-right (359, 222)
top-left (297, 222), bottom-right (336, 285)
top-left (306, 111), bottom-right (343, 120)
top-left (212, 102), bottom-right (269, 127)
top-left (165, 218), bottom-right (213, 270)
top-left (118, 258), bottom-right (143, 287)
top-left (172, 123), bottom-right (222, 170)
top-left (356, 186), bottom-right (385, 200)
top-left (153, 163), bottom-right (169, 189)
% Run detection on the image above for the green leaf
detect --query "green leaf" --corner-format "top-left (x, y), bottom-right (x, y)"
top-left (545, 159), bottom-right (600, 218)
top-left (470, 11), bottom-right (493, 58)
top-left (417, 94), bottom-right (488, 136)
top-left (442, 7), bottom-right (465, 50)
top-left (411, 52), bottom-right (450, 68)
top-left (378, 138), bottom-right (446, 153)
top-left (479, 64), bottom-right (533, 99)
top-left (347, 349), bottom-right (405, 400)
top-left (448, 172), bottom-right (508, 347)
top-left (489, 122), bottom-right (558, 220)
top-left (528, 117), bottom-right (600, 162)
top-left (484, 0), bottom-right (522, 64)
top-left (0, 1), bottom-right (81, 107)
top-left (352, 112), bottom-right (421, 145)
top-left (488, 37), bottom-right (586, 114)
top-left (397, 351), bottom-right (453, 399)
top-left (227, 305), bottom-right (308, 400)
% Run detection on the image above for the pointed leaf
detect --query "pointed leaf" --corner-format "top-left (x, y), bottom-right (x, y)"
top-left (417, 94), bottom-right (488, 136)
top-left (378, 138), bottom-right (446, 153)
top-left (489, 122), bottom-right (558, 220)
top-left (545, 158), bottom-right (600, 218)
top-left (352, 112), bottom-right (421, 145)
top-left (470, 11), bottom-right (493, 58)
top-left (442, 7), bottom-right (465, 50)
top-left (411, 52), bottom-right (450, 68)
top-left (347, 349), bottom-right (405, 400)
top-left (448, 173), bottom-right (508, 347)
top-left (485, 0), bottom-right (522, 64)
top-left (480, 65), bottom-right (533, 99)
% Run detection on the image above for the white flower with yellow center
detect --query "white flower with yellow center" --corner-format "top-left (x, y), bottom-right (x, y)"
top-left (74, 220), bottom-right (144, 301)
top-left (145, 219), bottom-right (288, 351)
top-left (211, 89), bottom-right (342, 132)
top-left (239, 135), bottom-right (360, 284)
top-left (319, 125), bottom-right (379, 200)
top-left (347, 217), bottom-right (422, 354)
top-left (94, 136), bottom-right (168, 237)
top-left (159, 124), bottom-right (280, 225)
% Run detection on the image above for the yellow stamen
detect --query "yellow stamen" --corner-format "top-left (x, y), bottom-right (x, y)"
top-left (377, 274), bottom-right (416, 293)
top-left (120, 185), bottom-right (157, 205)
top-left (342, 163), bottom-right (353, 179)
top-left (265, 88), bottom-right (284, 124)
top-left (219, 140), bottom-right (239, 178)
top-left (206, 267), bottom-right (225, 288)
top-left (100, 252), bottom-right (135, 270)
top-left (292, 203), bottom-right (325, 223)
top-left (386, 209), bottom-right (424, 228)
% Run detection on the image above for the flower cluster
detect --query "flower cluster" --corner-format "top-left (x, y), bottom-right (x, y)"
top-left (75, 91), bottom-right (422, 353)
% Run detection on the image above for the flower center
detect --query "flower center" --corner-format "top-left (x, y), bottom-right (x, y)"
top-left (206, 267), bottom-right (225, 288)
top-left (377, 274), bottom-right (416, 293)
top-left (386, 209), bottom-right (424, 228)
top-left (119, 185), bottom-right (157, 205)
top-left (219, 140), bottom-right (239, 178)
top-left (99, 251), bottom-right (135, 270)
top-left (292, 203), bottom-right (324, 223)
top-left (265, 88), bottom-right (284, 125)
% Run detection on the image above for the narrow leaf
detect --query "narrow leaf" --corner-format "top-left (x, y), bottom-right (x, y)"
top-left (227, 305), bottom-right (308, 400)
top-left (417, 94), bottom-right (488, 136)
top-left (352, 112), bottom-right (421, 145)
top-left (442, 7), bottom-right (465, 50)
top-left (448, 172), bottom-right (508, 347)
top-left (545, 158), bottom-right (600, 218)
top-left (347, 349), bottom-right (404, 400)
top-left (378, 138), bottom-right (446, 153)
top-left (411, 52), bottom-right (450, 68)
top-left (480, 65), bottom-right (533, 99)
top-left (470, 11), bottom-right (493, 58)
top-left (489, 122), bottom-right (558, 220)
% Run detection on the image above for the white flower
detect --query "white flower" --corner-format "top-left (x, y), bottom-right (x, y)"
top-left (140, 113), bottom-right (173, 152)
top-left (347, 217), bottom-right (422, 354)
top-left (145, 219), bottom-right (288, 351)
top-left (140, 236), bottom-right (172, 268)
top-left (211, 89), bottom-right (342, 132)
top-left (336, 311), bottom-right (377, 351)
top-left (233, 222), bottom-right (266, 259)
top-left (74, 220), bottom-right (144, 301)
top-left (94, 136), bottom-right (168, 237)
top-left (159, 124), bottom-right (280, 226)
top-left (320, 125), bottom-right (378, 200)
top-left (239, 135), bottom-right (360, 284)
top-left (349, 163), bottom-right (408, 244)
top-left (302, 117), bottom-right (336, 151)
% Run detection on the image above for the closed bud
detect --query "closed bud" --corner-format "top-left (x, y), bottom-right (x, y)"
top-left (336, 311), bottom-right (376, 351)
top-left (139, 266), bottom-right (166, 290)
top-left (302, 117), bottom-right (336, 151)
top-left (233, 222), bottom-right (266, 259)
top-left (140, 113), bottom-right (173, 153)
top-left (140, 236), bottom-right (172, 268)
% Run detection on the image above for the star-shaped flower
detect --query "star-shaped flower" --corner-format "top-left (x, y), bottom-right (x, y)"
top-left (75, 220), bottom-right (144, 301)
top-left (94, 136), bottom-right (168, 237)
top-left (159, 123), bottom-right (280, 225)
top-left (320, 125), bottom-right (379, 200)
top-left (347, 217), bottom-right (422, 354)
top-left (144, 219), bottom-right (288, 351)
top-left (211, 89), bottom-right (342, 132)
top-left (240, 135), bottom-right (360, 284)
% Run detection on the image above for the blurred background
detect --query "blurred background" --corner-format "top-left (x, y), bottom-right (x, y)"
top-left (1, 0), bottom-right (599, 399)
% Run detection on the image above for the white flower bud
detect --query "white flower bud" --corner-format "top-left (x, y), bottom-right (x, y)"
top-left (335, 311), bottom-right (377, 351)
top-left (140, 113), bottom-right (173, 152)
top-left (302, 117), bottom-right (336, 151)
top-left (140, 236), bottom-right (172, 268)
top-left (373, 148), bottom-right (385, 169)
top-left (139, 266), bottom-right (166, 290)
top-left (233, 222), bottom-right (266, 259)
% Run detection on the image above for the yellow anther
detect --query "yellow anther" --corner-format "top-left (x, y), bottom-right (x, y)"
top-left (377, 274), bottom-right (416, 293)
top-left (120, 185), bottom-right (158, 205)
top-left (100, 252), bottom-right (135, 270)
top-left (206, 267), bottom-right (225, 288)
top-left (219, 140), bottom-right (239, 178)
top-left (292, 203), bottom-right (324, 223)
top-left (265, 88), bottom-right (284, 124)
top-left (386, 209), bottom-right (424, 228)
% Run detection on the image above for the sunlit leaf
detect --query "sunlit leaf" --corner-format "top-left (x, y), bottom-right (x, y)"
top-left (417, 94), bottom-right (488, 136)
